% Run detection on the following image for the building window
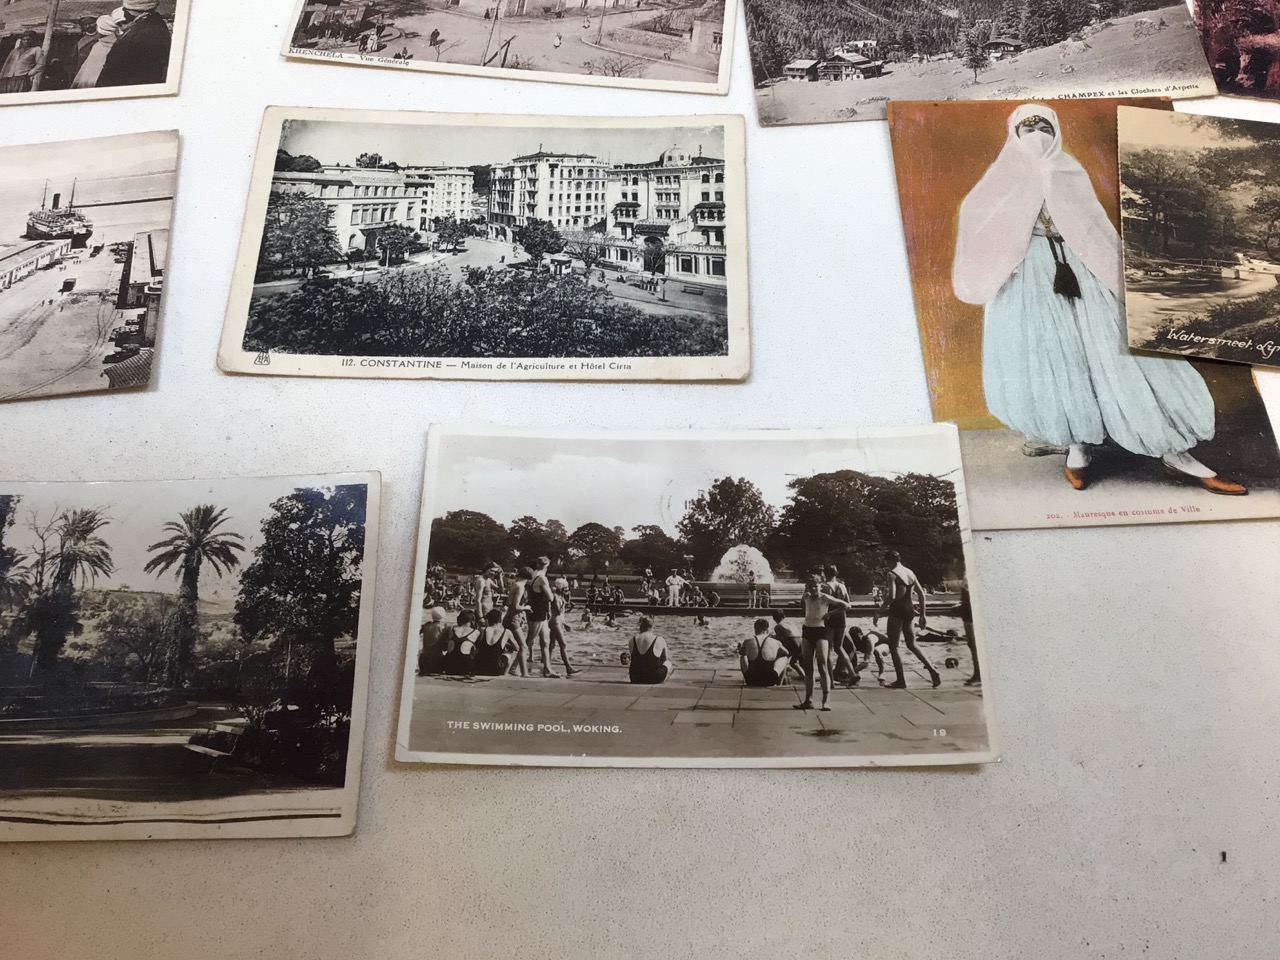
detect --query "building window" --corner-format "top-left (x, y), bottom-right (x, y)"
top-left (701, 191), bottom-right (710, 202)
top-left (715, 228), bottom-right (724, 243)
top-left (701, 173), bottom-right (710, 184)
top-left (679, 256), bottom-right (696, 274)
top-left (712, 31), bottom-right (722, 51)
top-left (715, 173), bottom-right (723, 183)
top-left (715, 191), bottom-right (723, 202)
top-left (710, 258), bottom-right (725, 277)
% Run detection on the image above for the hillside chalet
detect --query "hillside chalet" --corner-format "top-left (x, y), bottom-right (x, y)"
top-left (783, 59), bottom-right (820, 81)
top-left (984, 37), bottom-right (1024, 58)
top-left (817, 51), bottom-right (884, 80)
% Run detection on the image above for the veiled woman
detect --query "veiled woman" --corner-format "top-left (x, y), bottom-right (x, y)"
top-left (952, 104), bottom-right (1245, 495)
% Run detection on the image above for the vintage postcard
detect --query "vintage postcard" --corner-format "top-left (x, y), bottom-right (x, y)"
top-left (283, 0), bottom-right (733, 95)
top-left (888, 98), bottom-right (1280, 530)
top-left (1121, 107), bottom-right (1280, 368)
top-left (1195, 0), bottom-right (1280, 101)
top-left (0, 473), bottom-right (380, 841)
top-left (0, 130), bottom-right (179, 403)
top-left (746, 0), bottom-right (1215, 126)
top-left (395, 424), bottom-right (998, 768)
top-left (220, 108), bottom-right (749, 382)
top-left (0, 0), bottom-right (189, 107)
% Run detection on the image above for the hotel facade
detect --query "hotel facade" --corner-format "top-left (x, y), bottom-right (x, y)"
top-left (270, 166), bottom-right (427, 255)
top-left (487, 152), bottom-right (609, 238)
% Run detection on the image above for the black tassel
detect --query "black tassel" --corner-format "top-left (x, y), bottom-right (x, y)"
top-left (1047, 236), bottom-right (1082, 300)
top-left (1053, 260), bottom-right (1081, 300)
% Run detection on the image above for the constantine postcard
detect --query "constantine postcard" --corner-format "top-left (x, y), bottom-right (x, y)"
top-left (0, 130), bottom-right (179, 403)
top-left (283, 0), bottom-right (733, 95)
top-left (745, 0), bottom-right (1215, 126)
top-left (1120, 107), bottom-right (1280, 369)
top-left (395, 424), bottom-right (999, 768)
top-left (220, 108), bottom-right (749, 382)
top-left (0, 473), bottom-right (380, 841)
top-left (0, 0), bottom-right (190, 107)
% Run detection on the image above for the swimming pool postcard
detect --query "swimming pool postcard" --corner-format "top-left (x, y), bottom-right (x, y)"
top-left (888, 98), bottom-right (1280, 531)
top-left (0, 0), bottom-right (191, 108)
top-left (744, 0), bottom-right (1215, 127)
top-left (395, 424), bottom-right (999, 769)
top-left (219, 107), bottom-right (750, 383)
top-left (1119, 107), bottom-right (1280, 369)
top-left (0, 473), bottom-right (380, 841)
top-left (282, 0), bottom-right (734, 96)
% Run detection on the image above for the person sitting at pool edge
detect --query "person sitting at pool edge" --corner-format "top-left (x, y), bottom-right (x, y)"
top-left (628, 616), bottom-right (673, 684)
top-left (474, 609), bottom-right (519, 677)
top-left (441, 609), bottom-right (482, 676)
top-left (740, 617), bottom-right (791, 688)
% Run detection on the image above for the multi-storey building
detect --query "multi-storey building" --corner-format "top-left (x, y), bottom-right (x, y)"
top-left (400, 166), bottom-right (474, 224)
top-left (487, 151), bottom-right (608, 238)
top-left (270, 165), bottom-right (426, 255)
top-left (602, 145), bottom-right (727, 287)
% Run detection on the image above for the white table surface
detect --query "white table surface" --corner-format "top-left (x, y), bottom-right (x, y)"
top-left (2, 2), bottom-right (1278, 957)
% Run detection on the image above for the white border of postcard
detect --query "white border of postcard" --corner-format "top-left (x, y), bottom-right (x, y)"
top-left (0, 0), bottom-right (190, 108)
top-left (0, 471), bottom-right (380, 842)
top-left (281, 0), bottom-right (734, 95)
top-left (218, 107), bottom-right (751, 383)
top-left (394, 423), bottom-right (1001, 769)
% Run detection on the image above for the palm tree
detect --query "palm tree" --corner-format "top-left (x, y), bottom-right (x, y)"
top-left (17, 508), bottom-right (114, 674)
top-left (145, 505), bottom-right (245, 688)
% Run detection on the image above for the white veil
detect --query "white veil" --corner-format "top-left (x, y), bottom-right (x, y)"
top-left (952, 104), bottom-right (1123, 306)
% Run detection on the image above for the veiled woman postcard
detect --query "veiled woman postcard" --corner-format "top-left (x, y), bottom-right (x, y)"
top-left (889, 98), bottom-right (1280, 530)
top-left (396, 424), bottom-right (998, 768)
top-left (219, 107), bottom-right (750, 383)
top-left (1120, 106), bottom-right (1280, 368)
top-left (0, 473), bottom-right (380, 841)
top-left (0, 0), bottom-right (190, 107)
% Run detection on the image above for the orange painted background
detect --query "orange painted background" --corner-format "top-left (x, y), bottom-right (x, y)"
top-left (887, 98), bottom-right (1170, 429)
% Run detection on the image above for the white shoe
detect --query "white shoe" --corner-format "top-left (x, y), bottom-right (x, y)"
top-left (1162, 450), bottom-right (1216, 479)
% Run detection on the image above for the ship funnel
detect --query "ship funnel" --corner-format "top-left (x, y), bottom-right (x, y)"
top-left (51, 193), bottom-right (61, 210)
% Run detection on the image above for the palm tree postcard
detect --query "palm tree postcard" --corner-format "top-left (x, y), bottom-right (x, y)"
top-left (395, 424), bottom-right (1000, 768)
top-left (1119, 107), bottom-right (1280, 368)
top-left (0, 129), bottom-right (179, 403)
top-left (0, 0), bottom-right (191, 108)
top-left (281, 0), bottom-right (733, 95)
top-left (888, 97), bottom-right (1280, 530)
top-left (744, 0), bottom-right (1216, 126)
top-left (0, 472), bottom-right (380, 841)
top-left (219, 107), bottom-right (750, 382)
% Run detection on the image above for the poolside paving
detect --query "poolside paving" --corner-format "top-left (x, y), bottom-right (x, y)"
top-left (402, 663), bottom-right (994, 765)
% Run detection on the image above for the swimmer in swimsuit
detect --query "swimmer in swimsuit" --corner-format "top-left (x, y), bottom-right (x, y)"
top-left (794, 574), bottom-right (854, 711)
top-left (873, 550), bottom-right (940, 689)
top-left (503, 567), bottom-right (532, 676)
top-left (823, 564), bottom-right (860, 687)
top-left (739, 617), bottom-right (790, 687)
top-left (629, 616), bottom-right (673, 684)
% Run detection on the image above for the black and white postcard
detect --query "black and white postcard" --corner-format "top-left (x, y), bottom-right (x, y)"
top-left (0, 130), bottom-right (179, 403)
top-left (395, 425), bottom-right (998, 768)
top-left (283, 0), bottom-right (733, 95)
top-left (0, 0), bottom-right (189, 107)
top-left (220, 108), bottom-right (750, 382)
top-left (745, 0), bottom-right (1215, 126)
top-left (1121, 107), bottom-right (1280, 368)
top-left (0, 473), bottom-right (380, 841)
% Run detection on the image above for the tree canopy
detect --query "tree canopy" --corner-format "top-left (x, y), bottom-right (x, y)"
top-left (516, 218), bottom-right (566, 266)
top-left (430, 510), bottom-right (514, 571)
top-left (235, 485), bottom-right (368, 672)
top-left (256, 191), bottom-right (343, 279)
top-left (677, 477), bottom-right (777, 575)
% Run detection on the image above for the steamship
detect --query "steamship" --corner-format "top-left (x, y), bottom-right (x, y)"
top-left (24, 180), bottom-right (93, 249)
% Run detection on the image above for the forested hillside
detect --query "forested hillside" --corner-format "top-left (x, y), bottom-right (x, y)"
top-left (745, 0), bottom-right (1178, 84)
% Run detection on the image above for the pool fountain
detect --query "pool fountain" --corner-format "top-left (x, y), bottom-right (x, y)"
top-left (709, 545), bottom-right (774, 584)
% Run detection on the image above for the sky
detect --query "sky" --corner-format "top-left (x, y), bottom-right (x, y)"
top-left (0, 130), bottom-right (179, 194)
top-left (0, 474), bottom-right (368, 605)
top-left (424, 429), bottom-right (963, 536)
top-left (1118, 108), bottom-right (1253, 153)
top-left (280, 119), bottom-right (726, 169)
